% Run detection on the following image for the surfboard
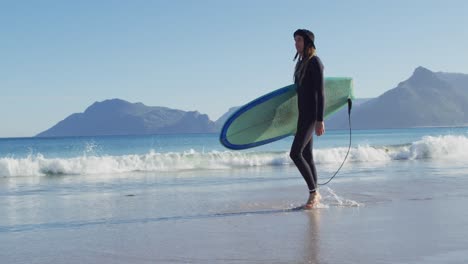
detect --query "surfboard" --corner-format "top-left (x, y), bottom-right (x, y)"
top-left (220, 77), bottom-right (354, 150)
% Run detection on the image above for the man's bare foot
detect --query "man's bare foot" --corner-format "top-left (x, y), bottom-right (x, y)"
top-left (304, 191), bottom-right (321, 209)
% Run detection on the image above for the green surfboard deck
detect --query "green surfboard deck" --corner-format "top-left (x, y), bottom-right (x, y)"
top-left (220, 77), bottom-right (354, 149)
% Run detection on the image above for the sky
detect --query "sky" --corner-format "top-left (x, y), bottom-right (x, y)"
top-left (1, 0), bottom-right (467, 137)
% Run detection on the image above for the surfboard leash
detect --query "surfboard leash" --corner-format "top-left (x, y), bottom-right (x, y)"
top-left (318, 98), bottom-right (353, 186)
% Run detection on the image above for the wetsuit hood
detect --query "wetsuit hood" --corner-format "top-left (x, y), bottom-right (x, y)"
top-left (294, 29), bottom-right (316, 49)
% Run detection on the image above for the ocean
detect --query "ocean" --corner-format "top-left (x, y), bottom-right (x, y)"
top-left (1, 127), bottom-right (468, 177)
top-left (2, 127), bottom-right (468, 263)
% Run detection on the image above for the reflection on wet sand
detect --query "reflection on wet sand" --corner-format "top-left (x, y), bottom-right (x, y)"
top-left (302, 209), bottom-right (322, 263)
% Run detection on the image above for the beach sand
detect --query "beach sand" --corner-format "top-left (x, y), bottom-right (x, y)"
top-left (1, 161), bottom-right (468, 264)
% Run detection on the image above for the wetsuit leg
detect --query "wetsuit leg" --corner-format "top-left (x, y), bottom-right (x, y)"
top-left (302, 139), bottom-right (318, 190)
top-left (290, 118), bottom-right (317, 192)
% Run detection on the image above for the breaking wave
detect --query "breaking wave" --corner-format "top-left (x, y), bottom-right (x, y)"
top-left (1, 135), bottom-right (467, 178)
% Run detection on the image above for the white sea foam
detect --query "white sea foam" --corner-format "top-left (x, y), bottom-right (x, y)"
top-left (320, 187), bottom-right (361, 207)
top-left (1, 135), bottom-right (467, 178)
top-left (392, 135), bottom-right (468, 160)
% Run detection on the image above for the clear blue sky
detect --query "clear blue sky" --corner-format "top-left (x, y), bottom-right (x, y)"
top-left (1, 0), bottom-right (467, 137)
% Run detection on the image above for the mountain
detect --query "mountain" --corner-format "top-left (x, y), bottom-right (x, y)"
top-left (325, 98), bottom-right (373, 129)
top-left (327, 66), bottom-right (468, 129)
top-left (36, 99), bottom-right (217, 137)
top-left (214, 106), bottom-right (240, 130)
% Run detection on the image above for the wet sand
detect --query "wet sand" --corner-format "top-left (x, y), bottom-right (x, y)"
top-left (1, 161), bottom-right (468, 263)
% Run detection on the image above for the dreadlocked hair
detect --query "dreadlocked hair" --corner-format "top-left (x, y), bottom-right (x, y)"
top-left (293, 46), bottom-right (316, 86)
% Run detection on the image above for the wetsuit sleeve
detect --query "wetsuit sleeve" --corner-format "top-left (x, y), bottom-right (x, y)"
top-left (312, 58), bottom-right (325, 121)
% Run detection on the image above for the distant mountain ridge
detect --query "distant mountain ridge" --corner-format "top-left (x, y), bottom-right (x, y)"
top-left (36, 99), bottom-right (217, 137)
top-left (36, 67), bottom-right (468, 137)
top-left (327, 67), bottom-right (468, 129)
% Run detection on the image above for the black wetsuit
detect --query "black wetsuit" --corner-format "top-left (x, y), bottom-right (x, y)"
top-left (289, 56), bottom-right (325, 192)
